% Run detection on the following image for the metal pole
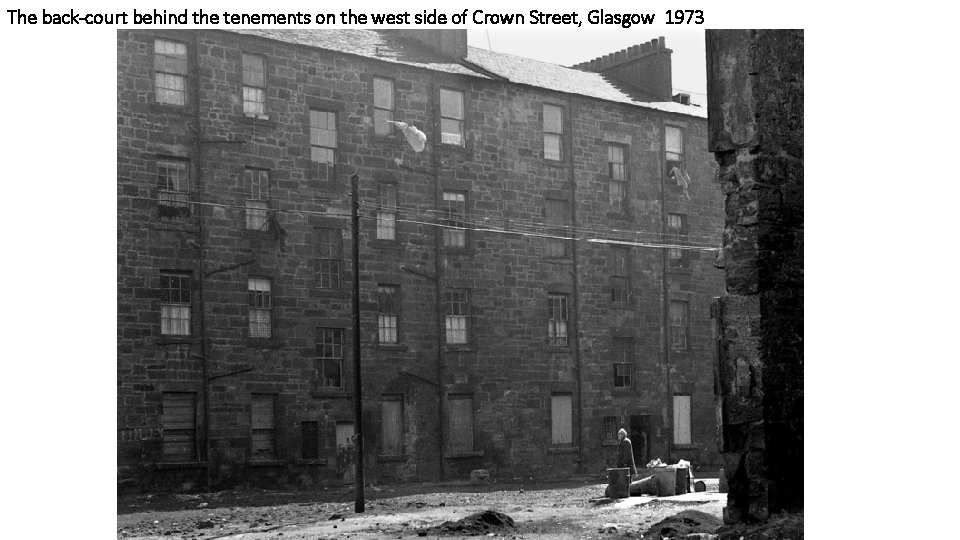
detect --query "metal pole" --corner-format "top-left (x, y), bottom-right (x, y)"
top-left (351, 173), bottom-right (366, 513)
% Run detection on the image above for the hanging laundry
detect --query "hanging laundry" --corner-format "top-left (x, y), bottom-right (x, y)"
top-left (671, 166), bottom-right (692, 200)
top-left (386, 120), bottom-right (427, 152)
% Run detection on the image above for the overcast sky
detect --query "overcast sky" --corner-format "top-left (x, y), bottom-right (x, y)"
top-left (467, 29), bottom-right (707, 102)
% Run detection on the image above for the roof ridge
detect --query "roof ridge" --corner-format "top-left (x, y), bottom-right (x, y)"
top-left (466, 45), bottom-right (578, 70)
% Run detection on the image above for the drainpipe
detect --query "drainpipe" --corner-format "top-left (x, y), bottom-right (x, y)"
top-left (431, 75), bottom-right (446, 482)
top-left (658, 113), bottom-right (674, 461)
top-left (567, 96), bottom-right (584, 473)
top-left (191, 32), bottom-right (213, 493)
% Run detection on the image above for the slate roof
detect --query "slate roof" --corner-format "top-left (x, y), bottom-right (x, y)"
top-left (228, 29), bottom-right (707, 119)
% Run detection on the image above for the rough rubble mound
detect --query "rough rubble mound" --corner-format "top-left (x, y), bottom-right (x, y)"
top-left (644, 509), bottom-right (723, 538)
top-left (424, 509), bottom-right (516, 535)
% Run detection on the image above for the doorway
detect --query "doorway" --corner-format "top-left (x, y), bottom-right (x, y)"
top-left (629, 415), bottom-right (651, 468)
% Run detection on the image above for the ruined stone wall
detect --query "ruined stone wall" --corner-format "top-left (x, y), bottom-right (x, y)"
top-left (118, 29), bottom-right (723, 491)
top-left (706, 29), bottom-right (803, 522)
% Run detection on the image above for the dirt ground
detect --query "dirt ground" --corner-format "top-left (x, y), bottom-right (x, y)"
top-left (117, 478), bottom-right (726, 539)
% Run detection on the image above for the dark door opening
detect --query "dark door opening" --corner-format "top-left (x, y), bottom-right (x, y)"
top-left (629, 415), bottom-right (651, 467)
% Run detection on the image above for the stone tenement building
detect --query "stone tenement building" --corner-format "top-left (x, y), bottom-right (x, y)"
top-left (117, 29), bottom-right (723, 491)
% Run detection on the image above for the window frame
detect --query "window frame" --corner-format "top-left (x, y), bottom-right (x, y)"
top-left (373, 77), bottom-right (395, 136)
top-left (157, 157), bottom-right (192, 222)
top-left (317, 327), bottom-right (344, 389)
top-left (441, 191), bottom-right (467, 249)
top-left (439, 87), bottom-right (465, 146)
top-left (543, 103), bottom-right (564, 161)
top-left (610, 247), bottom-right (632, 305)
top-left (444, 288), bottom-right (470, 345)
top-left (544, 198), bottom-right (570, 258)
top-left (247, 277), bottom-right (273, 339)
top-left (602, 416), bottom-right (620, 445)
top-left (607, 144), bottom-right (628, 213)
top-left (317, 228), bottom-right (343, 290)
top-left (612, 337), bottom-right (634, 389)
top-left (309, 109), bottom-right (338, 181)
top-left (377, 284), bottom-right (400, 344)
top-left (244, 167), bottom-right (270, 231)
top-left (547, 293), bottom-right (569, 347)
top-left (667, 213), bottom-right (689, 268)
top-left (159, 271), bottom-right (192, 336)
top-left (669, 300), bottom-right (690, 351)
top-left (665, 125), bottom-right (685, 171)
top-left (241, 53), bottom-right (267, 118)
top-left (376, 183), bottom-right (398, 241)
top-left (154, 38), bottom-right (187, 106)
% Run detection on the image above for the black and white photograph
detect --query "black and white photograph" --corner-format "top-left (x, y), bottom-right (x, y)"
top-left (109, 26), bottom-right (803, 539)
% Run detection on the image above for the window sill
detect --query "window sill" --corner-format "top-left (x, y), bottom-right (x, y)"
top-left (444, 345), bottom-right (477, 353)
top-left (608, 302), bottom-right (634, 311)
top-left (377, 454), bottom-right (407, 462)
top-left (548, 446), bottom-right (579, 454)
top-left (248, 459), bottom-right (284, 467)
top-left (670, 349), bottom-right (691, 356)
top-left (444, 450), bottom-right (484, 459)
top-left (153, 222), bottom-right (199, 233)
top-left (296, 459), bottom-right (329, 466)
top-left (310, 389), bottom-right (352, 399)
top-left (237, 115), bottom-right (277, 129)
top-left (149, 103), bottom-right (191, 116)
top-left (155, 461), bottom-right (207, 470)
top-left (545, 345), bottom-right (571, 353)
top-left (157, 336), bottom-right (195, 346)
top-left (373, 239), bottom-right (401, 249)
top-left (612, 388), bottom-right (636, 396)
top-left (605, 212), bottom-right (635, 221)
top-left (440, 247), bottom-right (472, 256)
top-left (377, 343), bottom-right (408, 352)
top-left (314, 289), bottom-right (349, 298)
top-left (242, 229), bottom-right (275, 240)
top-left (672, 444), bottom-right (699, 451)
top-left (439, 143), bottom-right (471, 156)
top-left (542, 158), bottom-right (568, 168)
top-left (246, 338), bottom-right (280, 349)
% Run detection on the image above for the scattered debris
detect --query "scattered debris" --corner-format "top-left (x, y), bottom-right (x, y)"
top-left (599, 523), bottom-right (619, 533)
top-left (420, 510), bottom-right (515, 536)
top-left (643, 510), bottom-right (722, 540)
top-left (328, 513), bottom-right (342, 520)
top-left (471, 469), bottom-right (491, 484)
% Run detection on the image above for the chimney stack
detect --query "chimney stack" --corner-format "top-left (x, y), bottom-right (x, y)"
top-left (392, 29), bottom-right (467, 59)
top-left (572, 37), bottom-right (673, 101)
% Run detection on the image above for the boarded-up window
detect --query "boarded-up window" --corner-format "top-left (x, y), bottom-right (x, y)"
top-left (251, 394), bottom-right (277, 460)
top-left (381, 395), bottom-right (403, 456)
top-left (162, 392), bottom-right (196, 461)
top-left (448, 395), bottom-right (474, 453)
top-left (301, 421), bottom-right (319, 460)
top-left (551, 394), bottom-right (573, 445)
top-left (673, 395), bottom-right (692, 445)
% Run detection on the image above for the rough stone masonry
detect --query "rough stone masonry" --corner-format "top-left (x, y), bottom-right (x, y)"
top-left (705, 29), bottom-right (804, 523)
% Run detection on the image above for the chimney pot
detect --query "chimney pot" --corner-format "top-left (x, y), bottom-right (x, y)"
top-left (659, 36), bottom-right (666, 49)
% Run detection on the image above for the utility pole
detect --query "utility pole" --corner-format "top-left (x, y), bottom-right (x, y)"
top-left (351, 173), bottom-right (366, 513)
